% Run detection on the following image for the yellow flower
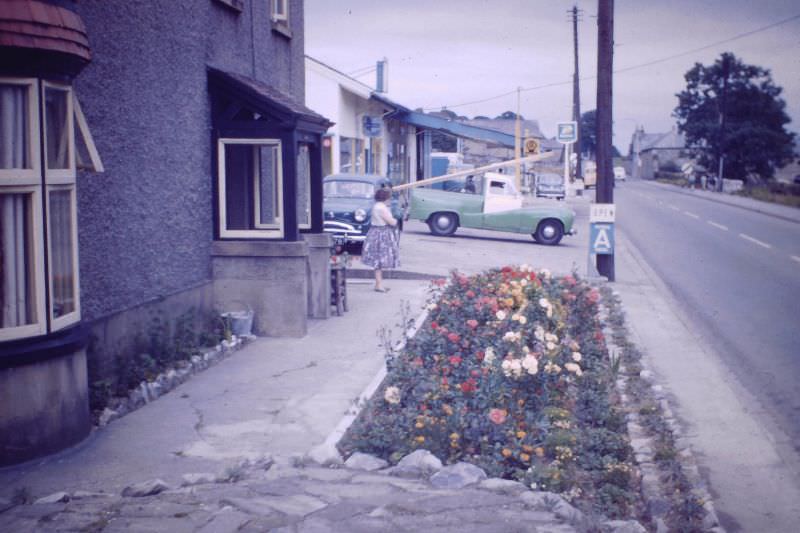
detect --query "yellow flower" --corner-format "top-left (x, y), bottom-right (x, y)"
top-left (415, 436), bottom-right (425, 444)
top-left (520, 453), bottom-right (531, 462)
top-left (534, 447), bottom-right (545, 457)
top-left (415, 422), bottom-right (425, 429)
top-left (443, 404), bottom-right (454, 416)
top-left (450, 432), bottom-right (460, 440)
top-left (501, 448), bottom-right (512, 458)
top-left (516, 430), bottom-right (527, 439)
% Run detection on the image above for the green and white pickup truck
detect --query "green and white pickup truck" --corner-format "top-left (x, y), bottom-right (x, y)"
top-left (408, 172), bottom-right (576, 245)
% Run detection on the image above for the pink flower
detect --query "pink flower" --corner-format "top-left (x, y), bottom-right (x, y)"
top-left (467, 319), bottom-right (478, 329)
top-left (431, 321), bottom-right (439, 330)
top-left (460, 378), bottom-right (477, 393)
top-left (488, 408), bottom-right (507, 425)
top-left (449, 355), bottom-right (462, 366)
top-left (447, 332), bottom-right (461, 343)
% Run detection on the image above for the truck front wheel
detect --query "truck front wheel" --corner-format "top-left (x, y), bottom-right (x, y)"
top-left (428, 212), bottom-right (458, 236)
top-left (533, 219), bottom-right (564, 245)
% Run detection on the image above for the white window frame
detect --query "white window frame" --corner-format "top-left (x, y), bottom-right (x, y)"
top-left (270, 0), bottom-right (288, 22)
top-left (41, 81), bottom-right (75, 184)
top-left (0, 78), bottom-right (40, 186)
top-left (217, 138), bottom-right (284, 239)
top-left (0, 186), bottom-right (47, 342)
top-left (46, 185), bottom-right (81, 332)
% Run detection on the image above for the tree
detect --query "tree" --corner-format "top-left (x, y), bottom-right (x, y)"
top-left (495, 111), bottom-right (524, 120)
top-left (579, 109), bottom-right (597, 159)
top-left (674, 52), bottom-right (795, 182)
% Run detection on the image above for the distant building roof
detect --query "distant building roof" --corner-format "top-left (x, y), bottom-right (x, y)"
top-left (636, 127), bottom-right (686, 152)
top-left (460, 118), bottom-right (544, 139)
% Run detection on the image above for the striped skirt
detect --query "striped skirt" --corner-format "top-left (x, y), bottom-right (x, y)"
top-left (361, 225), bottom-right (400, 270)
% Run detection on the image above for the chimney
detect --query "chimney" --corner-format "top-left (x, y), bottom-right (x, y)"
top-left (376, 58), bottom-right (388, 93)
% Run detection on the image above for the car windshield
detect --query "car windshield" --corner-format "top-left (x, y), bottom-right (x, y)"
top-left (539, 174), bottom-right (562, 185)
top-left (324, 180), bottom-right (375, 199)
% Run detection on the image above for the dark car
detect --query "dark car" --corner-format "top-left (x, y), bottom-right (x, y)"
top-left (535, 172), bottom-right (566, 200)
top-left (323, 174), bottom-right (405, 250)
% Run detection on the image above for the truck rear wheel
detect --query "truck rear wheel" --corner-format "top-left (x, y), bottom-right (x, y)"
top-left (533, 219), bottom-right (564, 245)
top-left (428, 212), bottom-right (458, 236)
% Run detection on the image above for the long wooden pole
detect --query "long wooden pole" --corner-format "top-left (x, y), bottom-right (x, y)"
top-left (392, 152), bottom-right (555, 191)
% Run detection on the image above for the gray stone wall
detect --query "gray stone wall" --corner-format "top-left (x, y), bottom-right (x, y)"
top-left (72, 0), bottom-right (306, 323)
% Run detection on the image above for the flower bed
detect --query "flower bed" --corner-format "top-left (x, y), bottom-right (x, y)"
top-left (340, 266), bottom-right (643, 519)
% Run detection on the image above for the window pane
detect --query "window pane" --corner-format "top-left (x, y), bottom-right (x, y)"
top-left (45, 87), bottom-right (69, 170)
top-left (0, 84), bottom-right (29, 170)
top-left (49, 189), bottom-right (75, 318)
top-left (0, 193), bottom-right (37, 327)
top-left (296, 143), bottom-right (310, 226)
top-left (257, 145), bottom-right (280, 227)
top-left (224, 144), bottom-right (253, 230)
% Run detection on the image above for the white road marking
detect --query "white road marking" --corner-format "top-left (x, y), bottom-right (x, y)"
top-left (668, 204), bottom-right (680, 211)
top-left (739, 233), bottom-right (772, 249)
top-left (683, 211), bottom-right (700, 219)
top-left (791, 255), bottom-right (800, 264)
top-left (707, 221), bottom-right (728, 231)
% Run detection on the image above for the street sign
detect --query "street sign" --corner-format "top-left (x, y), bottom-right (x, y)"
top-left (524, 138), bottom-right (540, 154)
top-left (556, 121), bottom-right (578, 144)
top-left (589, 203), bottom-right (616, 223)
top-left (362, 116), bottom-right (382, 137)
top-left (590, 223), bottom-right (615, 255)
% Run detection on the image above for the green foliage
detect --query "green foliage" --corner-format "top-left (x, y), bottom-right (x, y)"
top-left (674, 52), bottom-right (796, 181)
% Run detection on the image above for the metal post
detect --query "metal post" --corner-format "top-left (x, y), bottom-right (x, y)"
top-left (595, 0), bottom-right (615, 281)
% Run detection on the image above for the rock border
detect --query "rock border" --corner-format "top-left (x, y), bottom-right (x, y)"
top-left (600, 287), bottom-right (724, 533)
top-left (95, 335), bottom-right (253, 428)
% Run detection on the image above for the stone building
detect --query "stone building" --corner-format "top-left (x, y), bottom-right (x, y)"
top-left (0, 0), bottom-right (331, 466)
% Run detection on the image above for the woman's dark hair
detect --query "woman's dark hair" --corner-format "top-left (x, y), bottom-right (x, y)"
top-left (374, 187), bottom-right (391, 201)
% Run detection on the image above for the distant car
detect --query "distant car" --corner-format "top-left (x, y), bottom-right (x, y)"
top-left (614, 166), bottom-right (627, 181)
top-left (535, 173), bottom-right (565, 200)
top-left (323, 174), bottom-right (405, 249)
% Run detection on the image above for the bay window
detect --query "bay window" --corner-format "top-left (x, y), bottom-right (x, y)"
top-left (0, 78), bottom-right (98, 341)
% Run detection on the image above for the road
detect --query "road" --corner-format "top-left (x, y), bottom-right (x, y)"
top-left (616, 180), bottom-right (800, 450)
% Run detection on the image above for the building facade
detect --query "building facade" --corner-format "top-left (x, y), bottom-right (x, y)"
top-left (1, 0), bottom-right (331, 466)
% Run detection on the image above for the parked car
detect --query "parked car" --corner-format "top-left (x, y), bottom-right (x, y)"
top-left (323, 174), bottom-right (405, 250)
top-left (535, 172), bottom-right (565, 200)
top-left (409, 172), bottom-right (576, 245)
top-left (614, 166), bottom-right (626, 181)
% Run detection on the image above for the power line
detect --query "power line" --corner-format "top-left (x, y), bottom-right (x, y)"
top-left (423, 12), bottom-right (800, 112)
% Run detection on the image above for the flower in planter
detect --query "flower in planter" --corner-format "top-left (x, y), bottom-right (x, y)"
top-left (489, 408), bottom-right (508, 425)
top-left (384, 386), bottom-right (401, 404)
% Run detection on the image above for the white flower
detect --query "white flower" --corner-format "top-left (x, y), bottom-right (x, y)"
top-left (384, 386), bottom-right (401, 404)
top-left (545, 332), bottom-right (558, 343)
top-left (546, 307), bottom-right (553, 318)
top-left (503, 331), bottom-right (521, 343)
top-left (426, 303), bottom-right (438, 311)
top-left (484, 347), bottom-right (496, 364)
top-left (502, 358), bottom-right (523, 378)
top-left (517, 315), bottom-right (528, 325)
top-left (496, 310), bottom-right (507, 320)
top-left (519, 278), bottom-right (528, 287)
top-left (522, 354), bottom-right (539, 375)
top-left (538, 298), bottom-right (551, 309)
top-left (571, 351), bottom-right (582, 362)
top-left (564, 362), bottom-right (583, 376)
top-left (539, 268), bottom-right (552, 280)
top-left (520, 264), bottom-right (532, 272)
top-left (546, 341), bottom-right (557, 351)
top-left (534, 325), bottom-right (545, 341)
top-left (544, 362), bottom-right (561, 374)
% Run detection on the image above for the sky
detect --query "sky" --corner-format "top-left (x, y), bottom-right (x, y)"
top-left (305, 0), bottom-right (800, 154)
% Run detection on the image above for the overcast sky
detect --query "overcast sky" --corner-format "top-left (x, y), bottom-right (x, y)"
top-left (305, 0), bottom-right (800, 153)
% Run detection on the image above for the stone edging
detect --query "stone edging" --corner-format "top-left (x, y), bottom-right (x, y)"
top-left (600, 288), bottom-right (724, 533)
top-left (95, 336), bottom-right (252, 429)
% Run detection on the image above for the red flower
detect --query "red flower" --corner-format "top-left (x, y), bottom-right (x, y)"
top-left (466, 290), bottom-right (476, 298)
top-left (595, 330), bottom-right (605, 342)
top-left (460, 378), bottom-right (477, 393)
top-left (562, 274), bottom-right (576, 286)
top-left (470, 369), bottom-right (481, 377)
top-left (431, 321), bottom-right (439, 330)
top-left (412, 357), bottom-right (424, 367)
top-left (476, 351), bottom-right (485, 362)
top-left (433, 278), bottom-right (446, 286)
top-left (467, 319), bottom-right (478, 329)
top-left (447, 332), bottom-right (461, 343)
top-left (449, 355), bottom-right (462, 366)
top-left (441, 377), bottom-right (448, 386)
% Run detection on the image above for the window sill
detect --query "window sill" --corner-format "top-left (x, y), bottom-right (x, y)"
top-left (214, 0), bottom-right (243, 13)
top-left (271, 21), bottom-right (293, 39)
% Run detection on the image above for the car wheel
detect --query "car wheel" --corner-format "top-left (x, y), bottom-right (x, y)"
top-left (428, 212), bottom-right (458, 236)
top-left (533, 219), bottom-right (564, 245)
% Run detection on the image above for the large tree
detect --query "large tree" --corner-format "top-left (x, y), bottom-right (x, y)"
top-left (674, 52), bottom-right (795, 182)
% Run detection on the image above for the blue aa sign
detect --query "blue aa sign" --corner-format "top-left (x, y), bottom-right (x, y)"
top-left (590, 223), bottom-right (615, 255)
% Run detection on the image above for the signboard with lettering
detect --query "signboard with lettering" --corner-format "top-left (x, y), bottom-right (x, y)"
top-left (362, 116), bottom-right (382, 138)
top-left (590, 223), bottom-right (615, 255)
top-left (556, 121), bottom-right (578, 144)
top-left (589, 203), bottom-right (616, 223)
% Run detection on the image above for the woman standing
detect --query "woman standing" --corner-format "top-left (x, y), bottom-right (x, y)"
top-left (360, 187), bottom-right (400, 292)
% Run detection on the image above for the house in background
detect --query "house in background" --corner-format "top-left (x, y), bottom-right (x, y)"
top-left (304, 56), bottom-right (417, 185)
top-left (630, 126), bottom-right (688, 180)
top-left (1, 0), bottom-right (331, 467)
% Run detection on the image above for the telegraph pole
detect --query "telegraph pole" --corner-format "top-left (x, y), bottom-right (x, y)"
top-left (570, 5), bottom-right (582, 183)
top-left (595, 0), bottom-right (615, 281)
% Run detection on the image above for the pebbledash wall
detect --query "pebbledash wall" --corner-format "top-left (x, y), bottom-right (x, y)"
top-left (0, 0), bottom-right (331, 467)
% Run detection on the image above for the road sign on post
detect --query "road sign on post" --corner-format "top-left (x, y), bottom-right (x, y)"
top-left (589, 203), bottom-right (615, 265)
top-left (556, 121), bottom-right (578, 144)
